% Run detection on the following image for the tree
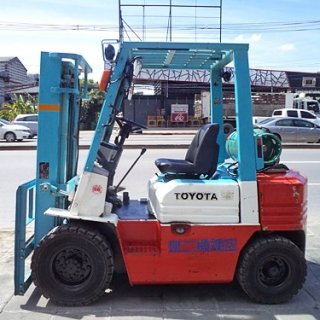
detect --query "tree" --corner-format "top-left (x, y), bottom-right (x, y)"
top-left (80, 81), bottom-right (105, 130)
top-left (0, 94), bottom-right (37, 120)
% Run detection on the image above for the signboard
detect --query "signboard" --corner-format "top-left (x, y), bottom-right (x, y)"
top-left (170, 104), bottom-right (188, 122)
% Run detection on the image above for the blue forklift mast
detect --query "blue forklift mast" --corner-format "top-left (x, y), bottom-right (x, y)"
top-left (14, 52), bottom-right (92, 295)
top-left (15, 41), bottom-right (261, 295)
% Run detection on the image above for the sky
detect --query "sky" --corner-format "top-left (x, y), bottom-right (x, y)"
top-left (1, 0), bottom-right (320, 81)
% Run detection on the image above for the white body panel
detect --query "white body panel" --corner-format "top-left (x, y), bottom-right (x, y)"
top-left (45, 208), bottom-right (118, 225)
top-left (69, 171), bottom-right (109, 217)
top-left (238, 180), bottom-right (259, 224)
top-left (148, 175), bottom-right (240, 224)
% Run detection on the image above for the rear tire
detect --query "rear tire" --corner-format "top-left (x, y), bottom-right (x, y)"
top-left (32, 223), bottom-right (114, 306)
top-left (237, 235), bottom-right (306, 304)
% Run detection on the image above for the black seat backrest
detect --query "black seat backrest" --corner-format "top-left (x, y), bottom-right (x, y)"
top-left (154, 123), bottom-right (220, 178)
top-left (185, 123), bottom-right (219, 176)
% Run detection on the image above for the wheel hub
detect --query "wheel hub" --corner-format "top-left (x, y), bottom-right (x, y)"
top-left (259, 257), bottom-right (289, 287)
top-left (54, 248), bottom-right (91, 284)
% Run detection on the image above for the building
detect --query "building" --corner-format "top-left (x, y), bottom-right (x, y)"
top-left (1, 55), bottom-right (319, 128)
top-left (0, 57), bottom-right (34, 106)
top-left (123, 68), bottom-right (320, 126)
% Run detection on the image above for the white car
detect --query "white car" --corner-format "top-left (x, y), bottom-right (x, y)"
top-left (272, 108), bottom-right (320, 125)
top-left (0, 119), bottom-right (31, 142)
top-left (259, 117), bottom-right (320, 143)
top-left (12, 113), bottom-right (38, 138)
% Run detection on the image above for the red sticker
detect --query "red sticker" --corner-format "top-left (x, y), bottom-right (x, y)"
top-left (92, 185), bottom-right (103, 194)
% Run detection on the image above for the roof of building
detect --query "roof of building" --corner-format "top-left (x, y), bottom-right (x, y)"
top-left (0, 57), bottom-right (27, 72)
top-left (0, 57), bottom-right (16, 63)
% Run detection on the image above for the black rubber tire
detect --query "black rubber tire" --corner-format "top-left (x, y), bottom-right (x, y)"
top-left (5, 132), bottom-right (16, 142)
top-left (237, 235), bottom-right (306, 304)
top-left (274, 133), bottom-right (282, 141)
top-left (223, 123), bottom-right (234, 136)
top-left (31, 224), bottom-right (114, 306)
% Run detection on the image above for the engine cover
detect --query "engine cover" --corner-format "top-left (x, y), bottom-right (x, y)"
top-left (148, 175), bottom-right (240, 224)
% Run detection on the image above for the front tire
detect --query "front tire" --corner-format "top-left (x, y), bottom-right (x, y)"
top-left (32, 224), bottom-right (114, 306)
top-left (237, 235), bottom-right (306, 304)
top-left (5, 132), bottom-right (16, 142)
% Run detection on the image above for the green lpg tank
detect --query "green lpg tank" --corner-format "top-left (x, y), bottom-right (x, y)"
top-left (226, 128), bottom-right (282, 167)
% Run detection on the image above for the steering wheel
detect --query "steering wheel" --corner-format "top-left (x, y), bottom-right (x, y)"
top-left (115, 116), bottom-right (147, 132)
top-left (114, 116), bottom-right (147, 145)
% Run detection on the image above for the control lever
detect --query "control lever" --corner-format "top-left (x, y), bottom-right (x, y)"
top-left (115, 148), bottom-right (147, 192)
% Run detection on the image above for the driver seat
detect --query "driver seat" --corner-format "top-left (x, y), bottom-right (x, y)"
top-left (155, 123), bottom-right (220, 179)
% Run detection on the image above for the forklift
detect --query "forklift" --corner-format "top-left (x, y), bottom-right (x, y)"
top-left (15, 41), bottom-right (307, 306)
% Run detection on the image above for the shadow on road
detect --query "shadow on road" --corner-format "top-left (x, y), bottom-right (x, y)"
top-left (15, 261), bottom-right (320, 320)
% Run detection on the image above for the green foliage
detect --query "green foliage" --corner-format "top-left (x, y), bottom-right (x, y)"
top-left (0, 94), bottom-right (37, 120)
top-left (0, 81), bottom-right (104, 129)
top-left (80, 82), bottom-right (105, 130)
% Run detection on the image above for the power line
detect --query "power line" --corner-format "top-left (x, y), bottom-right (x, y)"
top-left (1, 19), bottom-right (320, 33)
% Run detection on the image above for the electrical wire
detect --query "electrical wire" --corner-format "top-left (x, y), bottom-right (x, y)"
top-left (1, 19), bottom-right (320, 33)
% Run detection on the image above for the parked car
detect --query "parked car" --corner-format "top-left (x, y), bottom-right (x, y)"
top-left (272, 108), bottom-right (320, 125)
top-left (0, 118), bottom-right (31, 142)
top-left (12, 114), bottom-right (38, 137)
top-left (259, 117), bottom-right (320, 143)
top-left (253, 108), bottom-right (320, 126)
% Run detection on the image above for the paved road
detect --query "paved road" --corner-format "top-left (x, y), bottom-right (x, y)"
top-left (2, 149), bottom-right (319, 229)
top-left (0, 130), bottom-right (198, 150)
top-left (1, 129), bottom-right (320, 150)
